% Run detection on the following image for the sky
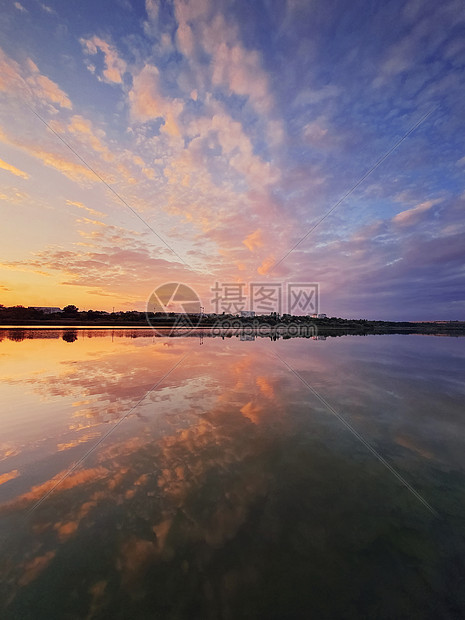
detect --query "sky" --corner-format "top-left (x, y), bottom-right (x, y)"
top-left (0, 0), bottom-right (464, 320)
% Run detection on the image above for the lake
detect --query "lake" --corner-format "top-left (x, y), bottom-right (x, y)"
top-left (1, 328), bottom-right (465, 619)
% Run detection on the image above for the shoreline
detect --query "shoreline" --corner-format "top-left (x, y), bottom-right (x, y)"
top-left (1, 320), bottom-right (464, 338)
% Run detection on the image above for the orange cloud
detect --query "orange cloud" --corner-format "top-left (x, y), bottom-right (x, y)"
top-left (0, 126), bottom-right (99, 183)
top-left (0, 49), bottom-right (71, 111)
top-left (1, 466), bottom-right (108, 512)
top-left (80, 36), bottom-right (127, 84)
top-left (18, 551), bottom-right (56, 587)
top-left (55, 520), bottom-right (79, 541)
top-left (257, 254), bottom-right (275, 275)
top-left (256, 376), bottom-right (274, 399)
top-left (240, 400), bottom-right (264, 424)
top-left (20, 55), bottom-right (72, 109)
top-left (28, 148), bottom-right (96, 182)
top-left (0, 158), bottom-right (29, 179)
top-left (243, 229), bottom-right (264, 252)
top-left (66, 199), bottom-right (107, 218)
top-left (57, 432), bottom-right (99, 452)
top-left (67, 115), bottom-right (115, 162)
top-left (0, 51), bottom-right (21, 93)
top-left (0, 469), bottom-right (19, 486)
top-left (29, 73), bottom-right (72, 109)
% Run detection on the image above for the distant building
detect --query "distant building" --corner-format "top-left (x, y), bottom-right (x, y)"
top-left (30, 306), bottom-right (63, 314)
top-left (310, 313), bottom-right (318, 318)
top-left (240, 310), bottom-right (255, 318)
top-left (317, 313), bottom-right (327, 319)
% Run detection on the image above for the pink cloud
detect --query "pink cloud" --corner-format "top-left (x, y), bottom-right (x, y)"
top-left (80, 36), bottom-right (127, 84)
top-left (392, 198), bottom-right (442, 226)
top-left (171, 0), bottom-right (276, 122)
top-left (128, 64), bottom-right (183, 136)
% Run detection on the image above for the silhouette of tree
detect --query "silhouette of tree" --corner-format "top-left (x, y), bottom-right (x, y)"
top-left (8, 330), bottom-right (25, 341)
top-left (62, 330), bottom-right (78, 342)
top-left (63, 305), bottom-right (79, 314)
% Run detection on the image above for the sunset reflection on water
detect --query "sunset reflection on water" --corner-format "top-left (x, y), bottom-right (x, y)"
top-left (1, 329), bottom-right (465, 618)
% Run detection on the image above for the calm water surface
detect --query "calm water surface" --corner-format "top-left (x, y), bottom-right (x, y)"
top-left (0, 329), bottom-right (465, 619)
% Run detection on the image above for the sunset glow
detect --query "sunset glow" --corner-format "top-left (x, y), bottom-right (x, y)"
top-left (1, 0), bottom-right (464, 319)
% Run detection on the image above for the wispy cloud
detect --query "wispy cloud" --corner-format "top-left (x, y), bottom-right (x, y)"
top-left (14, 2), bottom-right (27, 13)
top-left (0, 158), bottom-right (29, 179)
top-left (392, 198), bottom-right (442, 226)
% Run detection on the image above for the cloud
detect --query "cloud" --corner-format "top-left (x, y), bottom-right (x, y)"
top-left (80, 36), bottom-right (127, 84)
top-left (211, 40), bottom-right (272, 113)
top-left (25, 59), bottom-right (72, 109)
top-left (128, 64), bottom-right (182, 136)
top-left (66, 199), bottom-right (107, 218)
top-left (171, 0), bottom-right (274, 116)
top-left (185, 108), bottom-right (280, 189)
top-left (33, 74), bottom-right (72, 109)
top-left (0, 158), bottom-right (29, 179)
top-left (0, 50), bottom-right (21, 93)
top-left (0, 47), bottom-right (72, 110)
top-left (243, 229), bottom-right (264, 252)
top-left (257, 255), bottom-right (275, 275)
top-left (0, 107), bottom-right (143, 189)
top-left (40, 3), bottom-right (57, 15)
top-left (0, 469), bottom-right (19, 486)
top-left (0, 125), bottom-right (97, 183)
top-left (0, 187), bottom-right (30, 204)
top-left (373, 1), bottom-right (465, 89)
top-left (1, 1), bottom-right (464, 321)
top-left (303, 118), bottom-right (329, 144)
top-left (392, 198), bottom-right (442, 226)
top-left (14, 2), bottom-right (27, 12)
top-left (143, 0), bottom-right (161, 36)
top-left (3, 217), bottom-right (199, 303)
top-left (66, 115), bottom-right (114, 162)
top-left (293, 84), bottom-right (341, 108)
